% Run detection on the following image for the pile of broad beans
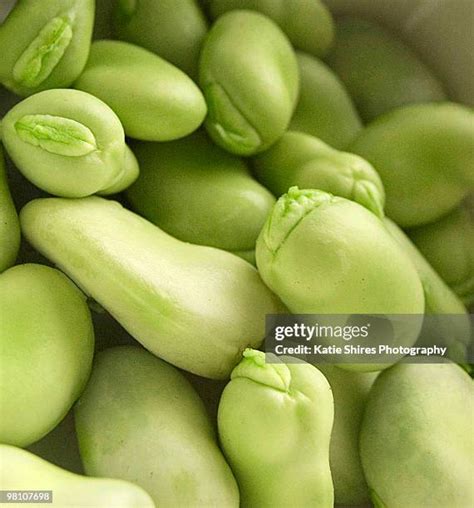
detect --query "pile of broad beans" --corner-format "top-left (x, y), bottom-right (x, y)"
top-left (0, 1), bottom-right (472, 507)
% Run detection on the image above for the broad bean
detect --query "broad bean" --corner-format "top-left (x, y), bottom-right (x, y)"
top-left (252, 131), bottom-right (384, 217)
top-left (127, 132), bottom-right (275, 263)
top-left (20, 197), bottom-right (284, 379)
top-left (75, 40), bottom-right (207, 141)
top-left (199, 10), bottom-right (299, 155)
top-left (255, 187), bottom-right (425, 370)
top-left (113, 0), bottom-right (208, 78)
top-left (360, 361), bottom-right (474, 507)
top-left (75, 346), bottom-right (239, 508)
top-left (1, 89), bottom-right (128, 197)
top-left (218, 349), bottom-right (334, 507)
top-left (350, 102), bottom-right (474, 227)
top-left (0, 264), bottom-right (94, 447)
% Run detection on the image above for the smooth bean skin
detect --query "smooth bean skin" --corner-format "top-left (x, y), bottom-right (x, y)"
top-left (199, 10), bottom-right (299, 156)
top-left (327, 18), bottom-right (446, 122)
top-left (384, 218), bottom-right (470, 363)
top-left (126, 132), bottom-right (275, 261)
top-left (350, 103), bottom-right (474, 228)
top-left (113, 0), bottom-right (208, 78)
top-left (316, 365), bottom-right (377, 506)
top-left (409, 204), bottom-right (474, 306)
top-left (208, 0), bottom-right (334, 57)
top-left (0, 146), bottom-right (20, 272)
top-left (0, 445), bottom-right (155, 508)
top-left (256, 188), bottom-right (424, 370)
top-left (75, 40), bottom-right (207, 141)
top-left (0, 264), bottom-right (94, 447)
top-left (20, 197), bottom-right (284, 379)
top-left (218, 349), bottom-right (334, 508)
top-left (1, 89), bottom-right (126, 198)
top-left (99, 144), bottom-right (139, 196)
top-left (289, 52), bottom-right (362, 149)
top-left (252, 131), bottom-right (384, 217)
top-left (0, 0), bottom-right (94, 96)
top-left (360, 361), bottom-right (474, 508)
top-left (75, 346), bottom-right (239, 508)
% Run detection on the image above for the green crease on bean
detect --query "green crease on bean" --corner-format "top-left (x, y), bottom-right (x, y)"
top-left (13, 17), bottom-right (73, 89)
top-left (204, 82), bottom-right (262, 153)
top-left (15, 114), bottom-right (97, 157)
top-left (261, 187), bottom-right (334, 256)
